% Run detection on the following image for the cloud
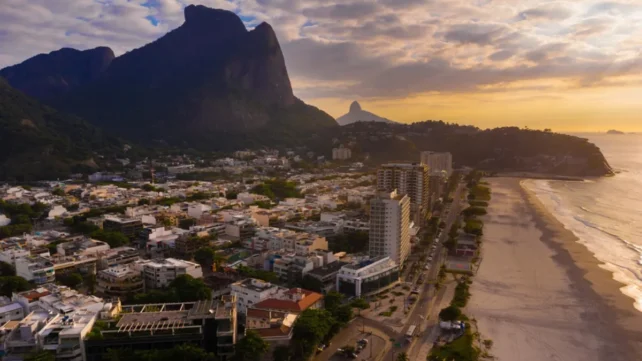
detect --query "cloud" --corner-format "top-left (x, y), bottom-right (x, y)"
top-left (0, 0), bottom-right (640, 105)
top-left (517, 4), bottom-right (573, 21)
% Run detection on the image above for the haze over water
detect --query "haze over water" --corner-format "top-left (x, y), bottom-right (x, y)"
top-left (524, 134), bottom-right (642, 312)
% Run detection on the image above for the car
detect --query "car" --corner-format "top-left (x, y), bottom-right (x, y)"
top-left (358, 338), bottom-right (369, 345)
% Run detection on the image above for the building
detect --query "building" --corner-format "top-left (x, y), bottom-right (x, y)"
top-left (230, 278), bottom-right (284, 314)
top-left (332, 147), bottom-right (352, 160)
top-left (95, 265), bottom-right (144, 299)
top-left (420, 151), bottom-right (453, 176)
top-left (336, 256), bottom-right (400, 297)
top-left (96, 247), bottom-right (140, 270)
top-left (253, 288), bottom-right (323, 314)
top-left (103, 215), bottom-right (143, 239)
top-left (38, 310), bottom-right (98, 361)
top-left (245, 308), bottom-right (296, 347)
top-left (135, 258), bottom-right (203, 289)
top-left (0, 298), bottom-right (24, 325)
top-left (84, 296), bottom-right (237, 361)
top-left (57, 237), bottom-right (110, 257)
top-left (15, 256), bottom-right (55, 284)
top-left (2, 311), bottom-right (51, 361)
top-left (377, 163), bottom-right (429, 224)
top-left (305, 261), bottom-right (349, 293)
top-left (369, 191), bottom-right (411, 267)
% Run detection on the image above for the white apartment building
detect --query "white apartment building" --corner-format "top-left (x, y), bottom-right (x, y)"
top-left (336, 256), bottom-right (400, 297)
top-left (0, 299), bottom-right (24, 324)
top-left (377, 163), bottom-right (429, 224)
top-left (187, 203), bottom-right (212, 218)
top-left (332, 147), bottom-right (352, 160)
top-left (15, 256), bottom-right (55, 284)
top-left (369, 190), bottom-right (411, 267)
top-left (56, 237), bottom-right (110, 257)
top-left (135, 258), bottom-right (203, 289)
top-left (420, 151), bottom-right (453, 176)
top-left (0, 248), bottom-right (30, 265)
top-left (231, 278), bottom-right (284, 313)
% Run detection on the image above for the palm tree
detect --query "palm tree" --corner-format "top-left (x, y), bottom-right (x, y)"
top-left (396, 352), bottom-right (409, 361)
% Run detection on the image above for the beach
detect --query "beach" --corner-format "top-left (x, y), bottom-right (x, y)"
top-left (467, 177), bottom-right (642, 361)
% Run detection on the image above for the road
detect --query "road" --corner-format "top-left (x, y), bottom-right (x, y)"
top-left (380, 180), bottom-right (466, 361)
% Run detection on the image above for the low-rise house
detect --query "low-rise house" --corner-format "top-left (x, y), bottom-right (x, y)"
top-left (253, 288), bottom-right (324, 314)
top-left (56, 237), bottom-right (110, 257)
top-left (134, 258), bottom-right (203, 289)
top-left (245, 308), bottom-right (297, 347)
top-left (96, 265), bottom-right (144, 299)
top-left (15, 256), bottom-right (55, 284)
top-left (231, 278), bottom-right (284, 314)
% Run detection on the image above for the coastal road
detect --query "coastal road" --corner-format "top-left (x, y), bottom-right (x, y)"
top-left (379, 181), bottom-right (466, 360)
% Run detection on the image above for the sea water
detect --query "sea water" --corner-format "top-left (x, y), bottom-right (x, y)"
top-left (522, 134), bottom-right (642, 312)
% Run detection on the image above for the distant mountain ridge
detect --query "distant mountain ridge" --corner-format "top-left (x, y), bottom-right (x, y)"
top-left (0, 78), bottom-right (125, 181)
top-left (0, 47), bottom-right (114, 101)
top-left (336, 101), bottom-right (396, 126)
top-left (0, 5), bottom-right (337, 150)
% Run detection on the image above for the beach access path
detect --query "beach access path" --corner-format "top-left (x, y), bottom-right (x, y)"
top-left (467, 177), bottom-right (642, 361)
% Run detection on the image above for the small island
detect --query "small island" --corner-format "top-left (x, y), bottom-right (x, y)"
top-left (607, 129), bottom-right (625, 135)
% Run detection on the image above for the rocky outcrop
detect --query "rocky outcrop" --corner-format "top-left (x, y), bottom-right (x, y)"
top-left (336, 101), bottom-right (396, 126)
top-left (0, 47), bottom-right (114, 100)
top-left (1, 5), bottom-right (336, 149)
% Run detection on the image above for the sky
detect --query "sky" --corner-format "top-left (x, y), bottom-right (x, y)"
top-left (1, 0), bottom-right (641, 132)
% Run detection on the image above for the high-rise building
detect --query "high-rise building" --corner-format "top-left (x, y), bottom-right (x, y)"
top-left (369, 190), bottom-right (411, 267)
top-left (376, 163), bottom-right (429, 224)
top-left (420, 151), bottom-right (453, 176)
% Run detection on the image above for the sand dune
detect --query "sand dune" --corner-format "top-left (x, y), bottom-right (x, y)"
top-left (467, 178), bottom-right (642, 361)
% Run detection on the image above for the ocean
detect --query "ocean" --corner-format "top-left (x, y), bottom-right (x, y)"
top-left (523, 134), bottom-right (642, 313)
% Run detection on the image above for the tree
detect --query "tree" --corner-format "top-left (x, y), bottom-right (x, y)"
top-left (52, 188), bottom-right (65, 196)
top-left (179, 218), bottom-right (196, 230)
top-left (439, 306), bottom-right (462, 322)
top-left (292, 309), bottom-right (336, 359)
top-left (324, 291), bottom-right (344, 314)
top-left (272, 345), bottom-right (291, 361)
top-left (58, 272), bottom-right (83, 289)
top-left (0, 261), bottom-right (16, 276)
top-left (194, 247), bottom-right (216, 268)
top-left (396, 352), bottom-right (409, 361)
top-left (138, 198), bottom-right (150, 206)
top-left (233, 330), bottom-right (269, 361)
top-left (300, 275), bottom-right (324, 293)
top-left (351, 298), bottom-right (370, 310)
top-left (170, 274), bottom-right (211, 302)
top-left (24, 351), bottom-right (55, 361)
top-left (0, 276), bottom-right (31, 297)
top-left (90, 230), bottom-right (129, 247)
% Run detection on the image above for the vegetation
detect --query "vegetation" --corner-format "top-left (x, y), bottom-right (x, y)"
top-left (272, 345), bottom-right (292, 361)
top-left (0, 200), bottom-right (47, 238)
top-left (235, 265), bottom-right (279, 283)
top-left (290, 309), bottom-right (338, 360)
top-left (451, 279), bottom-right (472, 308)
top-left (0, 276), bottom-right (31, 297)
top-left (194, 247), bottom-right (226, 270)
top-left (24, 351), bottom-right (55, 361)
top-left (0, 261), bottom-right (16, 276)
top-left (428, 328), bottom-right (479, 361)
top-left (90, 229), bottom-right (129, 247)
top-left (104, 344), bottom-right (217, 361)
top-left (468, 185), bottom-right (491, 202)
top-left (251, 179), bottom-right (302, 200)
top-left (462, 207), bottom-right (488, 217)
top-left (439, 306), bottom-right (462, 322)
top-left (131, 275), bottom-right (211, 303)
top-left (0, 78), bottom-right (128, 181)
top-left (233, 330), bottom-right (270, 361)
top-left (57, 272), bottom-right (84, 289)
top-left (396, 352), bottom-right (409, 361)
top-left (464, 219), bottom-right (484, 236)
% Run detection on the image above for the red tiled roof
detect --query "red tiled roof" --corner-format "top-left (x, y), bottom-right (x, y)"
top-left (254, 288), bottom-right (323, 313)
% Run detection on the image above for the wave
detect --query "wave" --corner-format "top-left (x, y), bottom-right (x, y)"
top-left (524, 179), bottom-right (642, 313)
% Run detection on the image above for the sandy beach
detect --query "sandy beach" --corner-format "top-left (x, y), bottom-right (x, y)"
top-left (468, 177), bottom-right (642, 361)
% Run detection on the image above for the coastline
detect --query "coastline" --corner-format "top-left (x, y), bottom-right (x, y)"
top-left (467, 177), bottom-right (642, 361)
top-left (521, 178), bottom-right (642, 357)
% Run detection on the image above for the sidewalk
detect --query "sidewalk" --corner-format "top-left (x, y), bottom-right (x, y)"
top-left (407, 280), bottom-right (457, 360)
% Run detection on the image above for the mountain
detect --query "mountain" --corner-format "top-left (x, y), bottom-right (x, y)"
top-left (0, 47), bottom-right (114, 101)
top-left (0, 5), bottom-right (336, 150)
top-left (335, 101), bottom-right (396, 126)
top-left (607, 130), bottom-right (625, 135)
top-left (0, 78), bottom-right (126, 181)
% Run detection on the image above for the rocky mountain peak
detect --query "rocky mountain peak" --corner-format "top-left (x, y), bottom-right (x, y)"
top-left (183, 4), bottom-right (246, 35)
top-left (350, 101), bottom-right (362, 112)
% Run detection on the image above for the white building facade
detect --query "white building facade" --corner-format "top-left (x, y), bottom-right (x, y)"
top-left (369, 191), bottom-right (411, 267)
top-left (336, 256), bottom-right (400, 297)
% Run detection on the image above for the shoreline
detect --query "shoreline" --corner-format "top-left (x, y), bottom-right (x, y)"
top-left (468, 177), bottom-right (642, 361)
top-left (520, 179), bottom-right (642, 358)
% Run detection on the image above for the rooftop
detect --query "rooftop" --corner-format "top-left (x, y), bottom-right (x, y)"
top-left (233, 278), bottom-right (279, 293)
top-left (307, 261), bottom-right (348, 277)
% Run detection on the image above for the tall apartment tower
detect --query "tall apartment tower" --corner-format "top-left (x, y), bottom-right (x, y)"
top-left (420, 151), bottom-right (453, 176)
top-left (376, 163), bottom-right (429, 225)
top-left (369, 190), bottom-right (411, 267)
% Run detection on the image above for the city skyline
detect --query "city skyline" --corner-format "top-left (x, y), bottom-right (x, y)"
top-left (1, 0), bottom-right (641, 132)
